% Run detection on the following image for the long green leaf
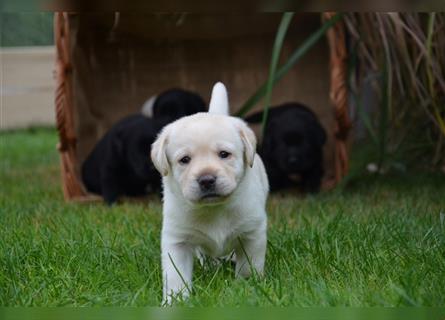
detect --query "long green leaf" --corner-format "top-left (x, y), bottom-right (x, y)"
top-left (236, 12), bottom-right (344, 117)
top-left (261, 12), bottom-right (295, 135)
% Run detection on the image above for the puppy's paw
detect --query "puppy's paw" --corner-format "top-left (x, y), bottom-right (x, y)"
top-left (301, 175), bottom-right (322, 194)
top-left (162, 289), bottom-right (189, 306)
top-left (104, 197), bottom-right (118, 206)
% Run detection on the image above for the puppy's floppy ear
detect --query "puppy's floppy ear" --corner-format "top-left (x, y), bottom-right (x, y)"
top-left (235, 119), bottom-right (256, 168)
top-left (151, 126), bottom-right (170, 176)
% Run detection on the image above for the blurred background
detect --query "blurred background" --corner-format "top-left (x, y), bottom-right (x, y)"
top-left (1, 12), bottom-right (444, 184)
top-left (1, 12), bottom-right (55, 129)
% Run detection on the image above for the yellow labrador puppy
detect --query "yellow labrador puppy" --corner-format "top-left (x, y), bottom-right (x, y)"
top-left (151, 83), bottom-right (269, 303)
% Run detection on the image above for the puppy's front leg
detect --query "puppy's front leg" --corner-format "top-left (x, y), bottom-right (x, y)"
top-left (161, 240), bottom-right (193, 304)
top-left (100, 168), bottom-right (121, 205)
top-left (301, 164), bottom-right (323, 193)
top-left (235, 226), bottom-right (267, 278)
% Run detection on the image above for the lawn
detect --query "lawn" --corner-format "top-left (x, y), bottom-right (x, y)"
top-left (0, 128), bottom-right (444, 306)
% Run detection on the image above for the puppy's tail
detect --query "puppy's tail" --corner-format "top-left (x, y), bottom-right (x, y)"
top-left (141, 95), bottom-right (157, 118)
top-left (208, 82), bottom-right (229, 115)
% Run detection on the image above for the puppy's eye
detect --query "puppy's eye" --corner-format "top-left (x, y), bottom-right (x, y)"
top-left (179, 156), bottom-right (191, 165)
top-left (219, 151), bottom-right (231, 159)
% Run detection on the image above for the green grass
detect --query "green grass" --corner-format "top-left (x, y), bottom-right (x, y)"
top-left (0, 128), bottom-right (444, 306)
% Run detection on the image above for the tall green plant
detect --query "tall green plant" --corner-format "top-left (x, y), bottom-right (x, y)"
top-left (344, 13), bottom-right (445, 171)
top-left (236, 13), bottom-right (344, 118)
top-left (261, 12), bottom-right (294, 134)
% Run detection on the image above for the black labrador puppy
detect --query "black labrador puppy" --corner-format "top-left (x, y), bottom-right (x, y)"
top-left (152, 88), bottom-right (206, 121)
top-left (81, 89), bottom-right (206, 204)
top-left (245, 103), bottom-right (327, 193)
top-left (81, 115), bottom-right (164, 204)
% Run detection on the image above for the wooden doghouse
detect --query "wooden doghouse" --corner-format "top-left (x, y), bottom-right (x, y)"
top-left (54, 12), bottom-right (350, 201)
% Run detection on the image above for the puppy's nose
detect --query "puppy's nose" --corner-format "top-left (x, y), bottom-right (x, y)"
top-left (197, 174), bottom-right (217, 191)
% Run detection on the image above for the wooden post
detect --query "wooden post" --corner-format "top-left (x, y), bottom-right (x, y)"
top-left (54, 12), bottom-right (86, 200)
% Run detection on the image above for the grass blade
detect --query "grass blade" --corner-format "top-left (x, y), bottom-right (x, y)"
top-left (261, 12), bottom-right (295, 135)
